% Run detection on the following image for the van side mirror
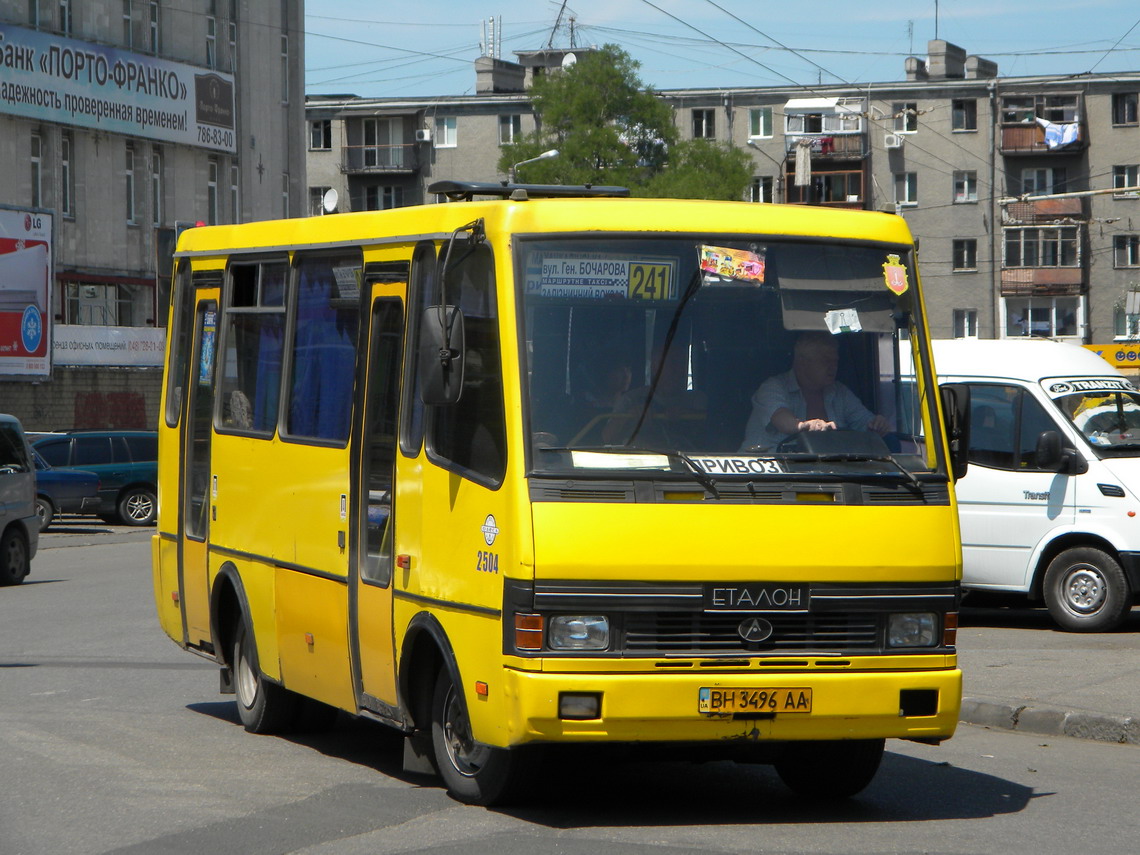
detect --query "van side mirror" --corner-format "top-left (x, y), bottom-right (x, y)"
top-left (940, 384), bottom-right (970, 480)
top-left (418, 305), bottom-right (465, 405)
top-left (1035, 430), bottom-right (1088, 474)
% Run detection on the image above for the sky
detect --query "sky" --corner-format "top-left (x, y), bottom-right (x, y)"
top-left (304, 0), bottom-right (1140, 99)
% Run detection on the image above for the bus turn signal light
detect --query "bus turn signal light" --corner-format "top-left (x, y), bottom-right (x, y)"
top-left (515, 614), bottom-right (544, 650)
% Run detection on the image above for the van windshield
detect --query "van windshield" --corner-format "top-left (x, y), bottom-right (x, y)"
top-left (1052, 383), bottom-right (1140, 453)
top-left (517, 235), bottom-right (946, 487)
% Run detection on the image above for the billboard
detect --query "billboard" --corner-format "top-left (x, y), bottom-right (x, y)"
top-left (0, 22), bottom-right (236, 153)
top-left (0, 207), bottom-right (52, 378)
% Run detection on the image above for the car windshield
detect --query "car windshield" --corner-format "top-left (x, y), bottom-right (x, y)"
top-left (1051, 380), bottom-right (1140, 453)
top-left (519, 235), bottom-right (944, 485)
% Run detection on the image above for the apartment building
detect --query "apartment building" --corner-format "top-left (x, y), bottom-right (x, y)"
top-left (0, 1), bottom-right (305, 430)
top-left (306, 40), bottom-right (1140, 354)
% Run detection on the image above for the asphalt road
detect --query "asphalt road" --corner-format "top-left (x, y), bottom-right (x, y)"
top-left (2, 524), bottom-right (1139, 855)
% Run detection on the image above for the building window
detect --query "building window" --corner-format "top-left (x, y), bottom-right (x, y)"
top-left (207, 157), bottom-right (219, 225)
top-left (280, 35), bottom-right (289, 102)
top-left (29, 0), bottom-right (40, 27)
top-left (61, 132), bottom-right (73, 218)
top-left (122, 0), bottom-right (133, 47)
top-left (30, 132), bottom-right (42, 208)
top-left (228, 0), bottom-right (237, 70)
top-left (309, 119), bottom-right (332, 150)
top-left (893, 102), bottom-right (918, 133)
top-left (1112, 92), bottom-right (1138, 126)
top-left (1113, 165), bottom-right (1140, 197)
top-left (364, 185), bottom-right (403, 210)
top-left (1020, 167), bottom-right (1066, 197)
top-left (58, 0), bottom-right (71, 34)
top-left (748, 107), bottom-right (773, 139)
top-left (786, 112), bottom-right (823, 134)
top-left (692, 108), bottom-right (715, 139)
top-left (1005, 296), bottom-right (1080, 338)
top-left (894, 172), bottom-right (917, 206)
top-left (953, 239), bottom-right (978, 271)
top-left (953, 309), bottom-right (978, 338)
top-left (748, 176), bottom-right (774, 203)
top-left (125, 143), bottom-right (137, 224)
top-left (1004, 226), bottom-right (1079, 267)
top-left (1115, 235), bottom-right (1140, 267)
top-left (148, 0), bottom-right (159, 52)
top-left (1001, 94), bottom-right (1079, 124)
top-left (206, 1), bottom-right (217, 68)
top-left (952, 99), bottom-right (977, 131)
top-left (309, 186), bottom-right (332, 216)
top-left (231, 164), bottom-right (240, 224)
top-left (953, 171), bottom-right (978, 203)
top-left (434, 115), bottom-right (457, 147)
top-left (498, 114), bottom-right (521, 145)
top-left (151, 148), bottom-right (163, 226)
top-left (282, 172), bottom-right (290, 218)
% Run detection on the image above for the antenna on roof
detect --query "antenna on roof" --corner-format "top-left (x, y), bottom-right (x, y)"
top-left (547, 0), bottom-right (569, 49)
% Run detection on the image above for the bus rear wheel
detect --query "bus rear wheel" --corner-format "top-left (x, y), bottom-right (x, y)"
top-left (429, 666), bottom-right (535, 805)
top-left (774, 738), bottom-right (885, 799)
top-left (233, 621), bottom-right (300, 734)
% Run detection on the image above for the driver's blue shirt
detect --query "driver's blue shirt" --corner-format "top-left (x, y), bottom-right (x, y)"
top-left (741, 369), bottom-right (875, 450)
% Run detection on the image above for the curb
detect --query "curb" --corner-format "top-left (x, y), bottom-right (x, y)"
top-left (961, 697), bottom-right (1140, 745)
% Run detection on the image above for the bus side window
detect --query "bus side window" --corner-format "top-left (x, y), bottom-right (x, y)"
top-left (427, 243), bottom-right (507, 484)
top-left (400, 242), bottom-right (436, 456)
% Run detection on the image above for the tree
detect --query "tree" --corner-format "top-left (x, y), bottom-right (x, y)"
top-left (497, 45), bottom-right (751, 200)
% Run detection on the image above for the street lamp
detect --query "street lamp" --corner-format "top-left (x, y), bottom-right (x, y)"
top-left (509, 149), bottom-right (559, 183)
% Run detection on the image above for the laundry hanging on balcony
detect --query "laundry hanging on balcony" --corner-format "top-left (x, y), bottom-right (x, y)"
top-left (1035, 117), bottom-right (1079, 150)
top-left (794, 138), bottom-right (813, 186)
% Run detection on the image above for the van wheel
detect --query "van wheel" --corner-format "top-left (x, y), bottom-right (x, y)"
top-left (430, 666), bottom-right (534, 805)
top-left (0, 529), bottom-right (30, 586)
top-left (118, 487), bottom-right (157, 526)
top-left (774, 739), bottom-right (885, 799)
top-left (1043, 547), bottom-right (1131, 632)
top-left (233, 621), bottom-right (300, 733)
top-left (35, 496), bottom-right (55, 532)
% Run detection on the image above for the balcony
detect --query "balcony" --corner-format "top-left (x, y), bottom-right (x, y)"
top-left (1003, 197), bottom-right (1085, 225)
top-left (784, 134), bottom-right (866, 159)
top-left (1000, 267), bottom-right (1084, 296)
top-left (341, 144), bottom-right (419, 175)
top-left (1001, 122), bottom-right (1087, 155)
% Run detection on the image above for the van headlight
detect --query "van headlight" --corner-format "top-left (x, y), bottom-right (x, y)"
top-left (548, 615), bottom-right (609, 650)
top-left (887, 612), bottom-right (938, 647)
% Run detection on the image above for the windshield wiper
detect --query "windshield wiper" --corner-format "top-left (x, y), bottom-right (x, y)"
top-left (775, 452), bottom-right (924, 494)
top-left (539, 444), bottom-right (720, 499)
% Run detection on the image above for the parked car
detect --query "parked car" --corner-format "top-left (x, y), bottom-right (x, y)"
top-left (0, 414), bottom-right (39, 585)
top-left (31, 430), bottom-right (158, 526)
top-left (32, 450), bottom-right (100, 532)
top-left (932, 339), bottom-right (1140, 631)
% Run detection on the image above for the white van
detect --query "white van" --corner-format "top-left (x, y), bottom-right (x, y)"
top-left (0, 413), bottom-right (39, 586)
top-left (932, 339), bottom-right (1140, 631)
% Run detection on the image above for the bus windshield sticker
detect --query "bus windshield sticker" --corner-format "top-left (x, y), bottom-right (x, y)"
top-left (332, 265), bottom-right (361, 300)
top-left (699, 245), bottom-right (766, 284)
top-left (571, 450), bottom-right (671, 469)
top-left (882, 254), bottom-right (909, 295)
top-left (692, 456), bottom-right (784, 476)
top-left (524, 252), bottom-right (677, 301)
top-left (825, 308), bottom-right (862, 334)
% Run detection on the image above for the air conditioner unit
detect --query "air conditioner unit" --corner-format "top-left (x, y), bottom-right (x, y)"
top-left (884, 133), bottom-right (903, 150)
top-left (414, 128), bottom-right (432, 142)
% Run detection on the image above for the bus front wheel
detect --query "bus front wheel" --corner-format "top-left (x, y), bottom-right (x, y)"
top-left (233, 621), bottom-right (300, 734)
top-left (429, 666), bottom-right (534, 805)
top-left (774, 738), bottom-right (884, 799)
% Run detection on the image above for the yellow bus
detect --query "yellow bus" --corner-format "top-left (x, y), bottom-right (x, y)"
top-left (153, 181), bottom-right (968, 805)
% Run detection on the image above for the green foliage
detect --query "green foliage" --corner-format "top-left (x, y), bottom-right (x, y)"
top-left (497, 45), bottom-right (751, 200)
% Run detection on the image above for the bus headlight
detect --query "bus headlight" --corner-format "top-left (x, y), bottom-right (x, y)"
top-left (887, 612), bottom-right (938, 647)
top-left (548, 615), bottom-right (609, 650)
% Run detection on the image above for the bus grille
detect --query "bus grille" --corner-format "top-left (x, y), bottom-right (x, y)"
top-left (622, 613), bottom-right (880, 654)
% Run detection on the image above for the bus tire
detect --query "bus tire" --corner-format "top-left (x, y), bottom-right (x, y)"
top-left (429, 665), bottom-right (534, 805)
top-left (1043, 547), bottom-right (1131, 632)
top-left (233, 621), bottom-right (300, 734)
top-left (774, 738), bottom-right (884, 799)
top-left (0, 528), bottom-right (30, 586)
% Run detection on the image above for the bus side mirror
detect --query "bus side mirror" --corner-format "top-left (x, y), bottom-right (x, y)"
top-left (418, 305), bottom-right (465, 405)
top-left (940, 384), bottom-right (970, 481)
top-left (1036, 430), bottom-right (1088, 475)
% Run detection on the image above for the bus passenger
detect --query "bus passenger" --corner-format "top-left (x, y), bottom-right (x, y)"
top-left (741, 331), bottom-right (888, 450)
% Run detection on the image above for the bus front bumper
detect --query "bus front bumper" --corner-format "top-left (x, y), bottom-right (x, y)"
top-left (498, 666), bottom-right (962, 746)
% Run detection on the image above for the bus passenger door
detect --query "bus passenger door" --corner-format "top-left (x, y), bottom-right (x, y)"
top-left (351, 297), bottom-right (403, 711)
top-left (180, 298), bottom-right (218, 646)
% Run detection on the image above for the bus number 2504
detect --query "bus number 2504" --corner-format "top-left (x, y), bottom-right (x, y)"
top-left (476, 550), bottom-right (499, 574)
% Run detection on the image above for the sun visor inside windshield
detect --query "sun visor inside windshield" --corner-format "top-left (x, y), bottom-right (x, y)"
top-left (780, 289), bottom-right (897, 332)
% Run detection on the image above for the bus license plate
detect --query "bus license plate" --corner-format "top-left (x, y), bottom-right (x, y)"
top-left (699, 687), bottom-right (812, 714)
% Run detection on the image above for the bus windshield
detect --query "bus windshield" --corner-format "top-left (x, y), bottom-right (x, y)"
top-left (519, 236), bottom-right (941, 485)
